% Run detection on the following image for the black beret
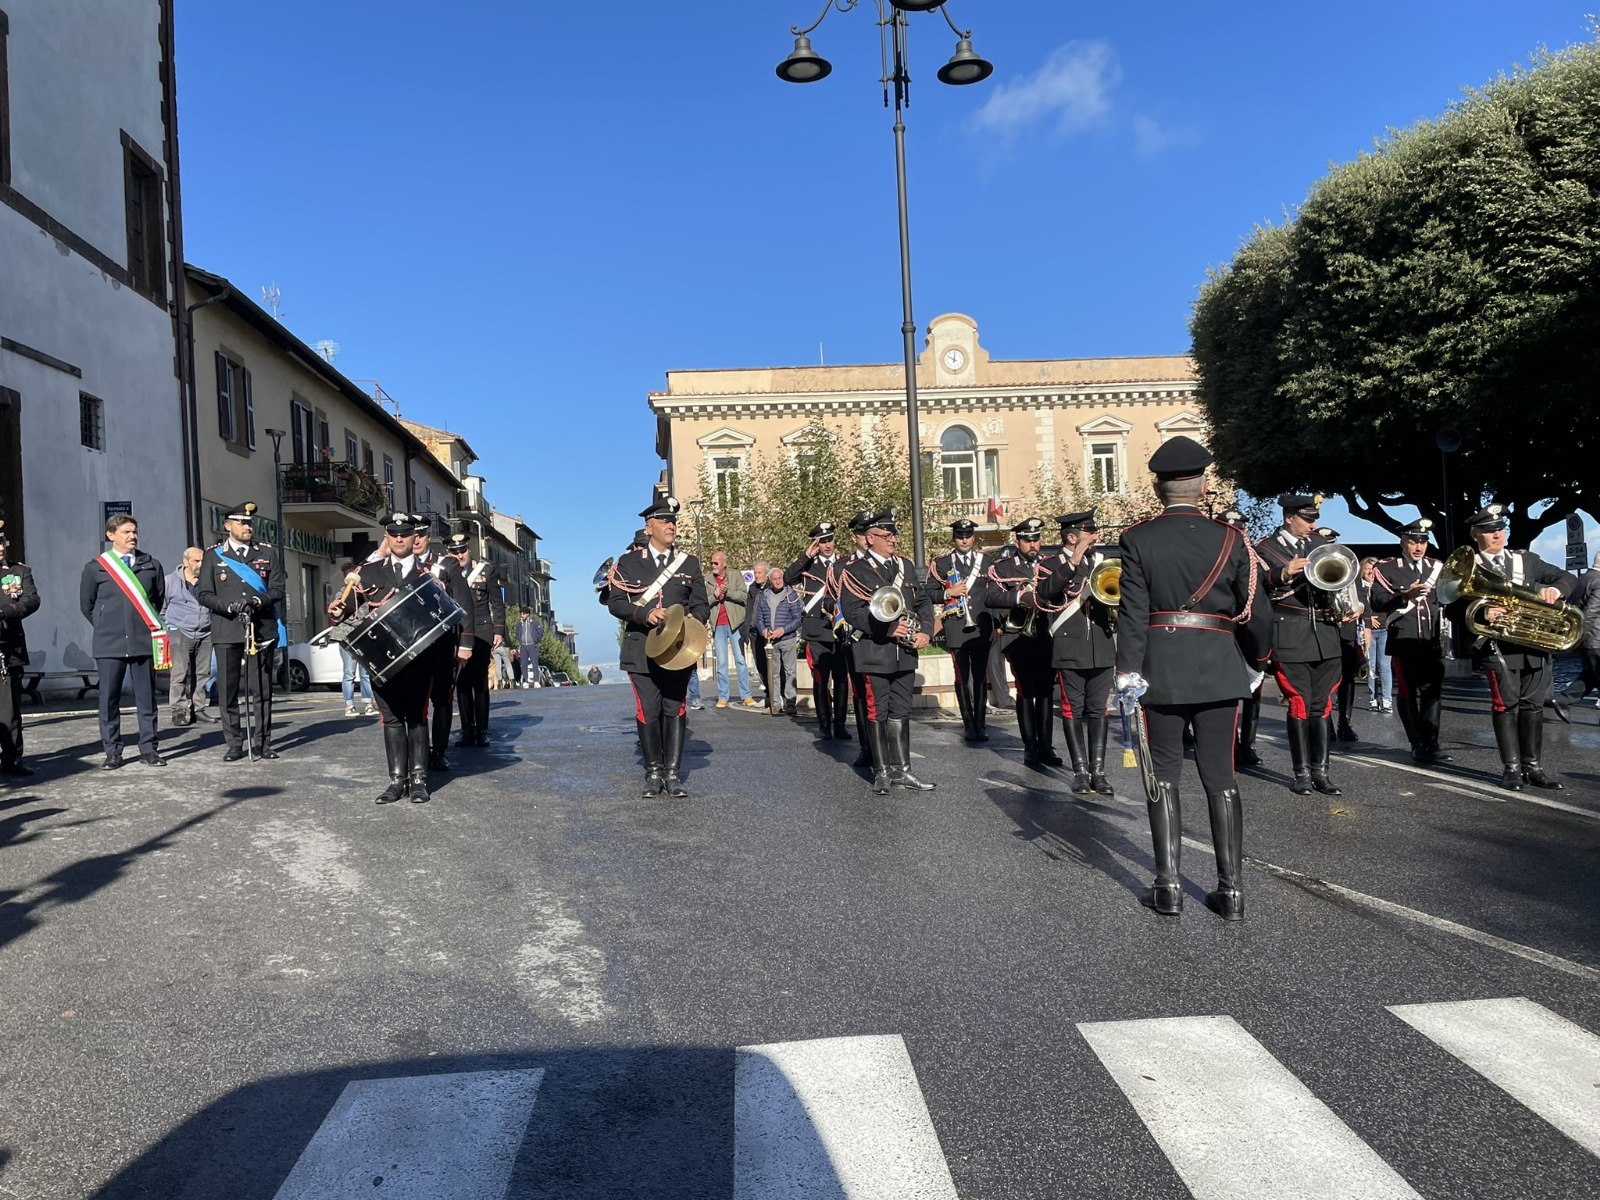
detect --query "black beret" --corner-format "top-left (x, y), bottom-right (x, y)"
top-left (1147, 435), bottom-right (1212, 481)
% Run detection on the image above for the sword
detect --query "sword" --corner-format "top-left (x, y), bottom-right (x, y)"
top-left (1116, 687), bottom-right (1159, 804)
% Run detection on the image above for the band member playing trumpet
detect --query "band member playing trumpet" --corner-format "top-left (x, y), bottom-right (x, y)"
top-left (838, 511), bottom-right (936, 795)
top-left (785, 522), bottom-right (848, 739)
top-left (929, 518), bottom-right (991, 743)
top-left (985, 517), bottom-right (1062, 767)
top-left (1368, 518), bottom-right (1450, 764)
top-left (1037, 510), bottom-right (1117, 795)
top-left (1254, 493), bottom-right (1344, 796)
top-left (1445, 504), bottom-right (1576, 790)
top-left (606, 494), bottom-right (709, 798)
top-left (831, 511), bottom-right (878, 768)
top-left (329, 514), bottom-right (439, 804)
top-left (198, 501), bottom-right (286, 762)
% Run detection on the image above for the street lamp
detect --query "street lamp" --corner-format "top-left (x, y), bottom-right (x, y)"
top-left (688, 497), bottom-right (705, 562)
top-left (777, 0), bottom-right (993, 570)
top-left (265, 427), bottom-right (288, 687)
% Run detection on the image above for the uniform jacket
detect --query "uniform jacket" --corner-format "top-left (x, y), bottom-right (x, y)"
top-left (928, 548), bottom-right (992, 649)
top-left (198, 541), bottom-right (286, 648)
top-left (1254, 527), bottom-right (1344, 663)
top-left (0, 560), bottom-right (40, 667)
top-left (1037, 549), bottom-right (1118, 670)
top-left (704, 567), bottom-right (751, 634)
top-left (1117, 506), bottom-right (1271, 705)
top-left (606, 547), bottom-right (710, 674)
top-left (983, 551), bottom-right (1053, 656)
top-left (838, 552), bottom-right (932, 675)
top-left (80, 551), bottom-right (167, 659)
top-left (1443, 548), bottom-right (1575, 669)
top-left (753, 585), bottom-right (804, 642)
top-left (1572, 571), bottom-right (1600, 652)
top-left (455, 558), bottom-right (507, 647)
top-left (783, 552), bottom-right (843, 645)
top-left (1368, 554), bottom-right (1445, 651)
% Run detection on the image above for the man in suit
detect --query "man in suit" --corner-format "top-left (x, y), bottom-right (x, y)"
top-left (445, 531), bottom-right (505, 748)
top-left (0, 521), bottom-right (41, 775)
top-left (1115, 437), bottom-right (1272, 920)
top-left (198, 501), bottom-right (287, 761)
top-left (80, 513), bottom-right (167, 768)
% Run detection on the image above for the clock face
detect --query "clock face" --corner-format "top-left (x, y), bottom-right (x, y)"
top-left (942, 346), bottom-right (967, 372)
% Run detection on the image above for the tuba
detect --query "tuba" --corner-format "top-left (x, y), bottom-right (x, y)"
top-left (1304, 543), bottom-right (1361, 619)
top-left (1435, 547), bottom-right (1583, 652)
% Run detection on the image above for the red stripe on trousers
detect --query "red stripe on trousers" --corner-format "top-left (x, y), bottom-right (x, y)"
top-left (1274, 664), bottom-right (1308, 720)
top-left (1057, 670), bottom-right (1074, 718)
top-left (1484, 668), bottom-right (1507, 714)
top-left (1323, 677), bottom-right (1339, 719)
top-left (630, 679), bottom-right (646, 723)
top-left (862, 676), bottom-right (879, 722)
top-left (805, 644), bottom-right (814, 671)
top-left (950, 653), bottom-right (963, 685)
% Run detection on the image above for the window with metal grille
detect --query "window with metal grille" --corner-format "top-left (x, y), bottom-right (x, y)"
top-left (80, 393), bottom-right (105, 451)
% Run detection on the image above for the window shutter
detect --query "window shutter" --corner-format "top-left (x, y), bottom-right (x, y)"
top-left (215, 352), bottom-right (233, 441)
top-left (243, 367), bottom-right (256, 449)
top-left (290, 402), bottom-right (306, 463)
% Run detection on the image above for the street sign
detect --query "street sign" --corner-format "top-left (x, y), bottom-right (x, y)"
top-left (102, 500), bottom-right (133, 528)
top-left (1566, 514), bottom-right (1587, 572)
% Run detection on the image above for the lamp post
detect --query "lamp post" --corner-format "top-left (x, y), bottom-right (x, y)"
top-left (265, 427), bottom-right (289, 686)
top-left (689, 497), bottom-right (705, 562)
top-left (777, 0), bottom-right (993, 570)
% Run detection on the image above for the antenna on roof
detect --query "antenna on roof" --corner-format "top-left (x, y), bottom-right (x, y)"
top-left (820, 341), bottom-right (825, 366)
top-left (261, 282), bottom-right (284, 320)
top-left (312, 340), bottom-right (340, 363)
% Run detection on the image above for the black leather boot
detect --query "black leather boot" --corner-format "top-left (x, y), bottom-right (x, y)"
top-left (662, 715), bottom-right (689, 797)
top-left (953, 677), bottom-right (975, 741)
top-left (1035, 697), bottom-right (1064, 766)
top-left (1419, 693), bottom-right (1451, 761)
top-left (1395, 695), bottom-right (1422, 756)
top-left (639, 719), bottom-right (664, 797)
top-left (1141, 781), bottom-right (1183, 915)
top-left (1062, 716), bottom-right (1090, 794)
top-left (1285, 717), bottom-right (1314, 795)
top-left (867, 720), bottom-right (892, 795)
top-left (376, 724), bottom-right (408, 804)
top-left (1491, 708), bottom-right (1522, 790)
top-left (971, 676), bottom-right (989, 741)
top-left (1235, 695), bottom-right (1261, 767)
top-left (407, 725), bottom-right (431, 803)
top-left (893, 718), bottom-right (937, 790)
top-left (1204, 788), bottom-right (1244, 921)
top-left (1016, 698), bottom-right (1039, 766)
top-left (852, 687), bottom-right (872, 767)
top-left (1308, 717), bottom-right (1342, 795)
top-left (430, 695), bottom-right (452, 770)
top-left (1088, 714), bottom-right (1114, 795)
top-left (1519, 707), bottom-right (1563, 789)
top-left (816, 688), bottom-right (833, 741)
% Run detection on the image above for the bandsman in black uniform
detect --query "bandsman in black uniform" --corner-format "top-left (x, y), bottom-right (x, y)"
top-left (607, 494), bottom-right (710, 797)
top-left (409, 517), bottom-right (464, 770)
top-left (1254, 494), bottom-right (1344, 796)
top-left (831, 510), bottom-right (878, 768)
top-left (0, 522), bottom-right (40, 777)
top-left (837, 510), bottom-right (936, 795)
top-left (198, 501), bottom-right (287, 761)
top-left (1368, 518), bottom-right (1451, 763)
top-left (1037, 509), bottom-right (1117, 794)
top-left (330, 514), bottom-right (441, 803)
top-left (445, 531), bottom-right (505, 747)
top-left (784, 522), bottom-right (849, 740)
top-left (985, 517), bottom-right (1062, 767)
top-left (928, 518), bottom-right (992, 743)
top-left (1221, 509), bottom-right (1265, 767)
top-left (1115, 437), bottom-right (1272, 920)
top-left (1446, 504), bottom-right (1576, 790)
top-left (1317, 527), bottom-right (1367, 744)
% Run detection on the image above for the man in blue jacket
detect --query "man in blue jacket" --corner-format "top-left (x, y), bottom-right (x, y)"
top-left (753, 566), bottom-right (803, 715)
top-left (80, 513), bottom-right (167, 769)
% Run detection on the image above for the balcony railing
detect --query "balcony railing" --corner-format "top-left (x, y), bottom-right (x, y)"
top-left (279, 461), bottom-right (388, 519)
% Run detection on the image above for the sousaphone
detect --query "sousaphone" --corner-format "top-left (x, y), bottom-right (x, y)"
top-left (645, 604), bottom-right (710, 670)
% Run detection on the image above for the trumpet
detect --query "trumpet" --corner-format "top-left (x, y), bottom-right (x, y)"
top-left (941, 570), bottom-right (978, 633)
top-left (1435, 546), bottom-right (1583, 652)
top-left (868, 585), bottom-right (921, 648)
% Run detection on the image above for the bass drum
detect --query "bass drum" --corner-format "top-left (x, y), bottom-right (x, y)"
top-left (344, 573), bottom-right (465, 686)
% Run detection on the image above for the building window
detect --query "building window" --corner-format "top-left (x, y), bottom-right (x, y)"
top-left (361, 441), bottom-right (373, 476)
top-left (290, 399), bottom-right (313, 463)
top-left (939, 425), bottom-right (979, 500)
top-left (0, 10), bottom-right (11, 188)
top-left (122, 134), bottom-right (166, 303)
top-left (382, 455), bottom-right (395, 505)
top-left (983, 449), bottom-right (1001, 498)
top-left (316, 414), bottom-right (330, 460)
top-left (422, 485), bottom-right (432, 512)
top-left (344, 430), bottom-right (358, 464)
top-left (1089, 441), bottom-right (1122, 494)
top-left (215, 352), bottom-right (254, 449)
top-left (79, 392), bottom-right (105, 451)
top-left (712, 454), bottom-right (745, 508)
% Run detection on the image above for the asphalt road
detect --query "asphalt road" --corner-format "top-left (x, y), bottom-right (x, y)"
top-left (1, 677), bottom-right (1597, 1199)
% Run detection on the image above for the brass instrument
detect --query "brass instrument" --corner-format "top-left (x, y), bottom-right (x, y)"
top-left (1088, 560), bottom-right (1121, 606)
top-left (869, 585), bottom-right (920, 648)
top-left (941, 570), bottom-right (978, 633)
top-left (1305, 543), bottom-right (1361, 620)
top-left (1435, 546), bottom-right (1584, 652)
top-left (1000, 561), bottom-right (1042, 636)
top-left (644, 603), bottom-right (710, 669)
top-left (592, 557), bottom-right (615, 593)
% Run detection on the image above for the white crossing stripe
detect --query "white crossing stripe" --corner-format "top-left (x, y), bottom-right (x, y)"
top-left (734, 1033), bottom-right (957, 1199)
top-left (1078, 1015), bottom-right (1422, 1200)
top-left (1389, 997), bottom-right (1600, 1158)
top-left (273, 1068), bottom-right (545, 1200)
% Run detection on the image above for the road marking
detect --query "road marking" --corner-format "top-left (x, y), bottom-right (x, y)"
top-left (734, 1034), bottom-right (957, 1199)
top-left (273, 1068), bottom-right (545, 1199)
top-left (1077, 1015), bottom-right (1421, 1199)
top-left (1389, 998), bottom-right (1600, 1157)
top-left (1335, 755), bottom-right (1597, 819)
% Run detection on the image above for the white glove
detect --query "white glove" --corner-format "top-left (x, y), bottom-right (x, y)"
top-left (1246, 669), bottom-right (1266, 693)
top-left (1114, 672), bottom-right (1149, 700)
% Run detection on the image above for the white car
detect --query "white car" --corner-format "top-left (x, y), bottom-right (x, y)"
top-left (286, 628), bottom-right (347, 691)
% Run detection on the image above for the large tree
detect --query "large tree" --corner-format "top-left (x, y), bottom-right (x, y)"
top-left (1191, 37), bottom-right (1600, 549)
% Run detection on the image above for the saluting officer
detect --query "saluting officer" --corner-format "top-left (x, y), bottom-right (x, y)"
top-left (0, 521), bottom-right (40, 777)
top-left (837, 510), bottom-right (936, 795)
top-left (444, 531), bottom-right (505, 748)
top-left (985, 517), bottom-right (1062, 767)
top-left (784, 522), bottom-right (848, 740)
top-left (1037, 509), bottom-right (1117, 794)
top-left (1254, 494), bottom-right (1344, 796)
top-left (198, 501), bottom-right (287, 761)
top-left (330, 514), bottom-right (440, 804)
top-left (1367, 518), bottom-right (1451, 764)
top-left (929, 518), bottom-right (992, 743)
top-left (831, 510), bottom-right (878, 768)
top-left (1115, 437), bottom-right (1272, 920)
top-left (606, 494), bottom-right (710, 797)
top-left (1447, 504), bottom-right (1576, 790)
top-left (409, 517), bottom-right (464, 770)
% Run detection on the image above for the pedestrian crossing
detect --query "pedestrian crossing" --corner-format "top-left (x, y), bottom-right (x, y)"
top-left (273, 1002), bottom-right (1600, 1198)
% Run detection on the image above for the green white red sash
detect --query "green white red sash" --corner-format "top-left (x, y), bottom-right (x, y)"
top-left (99, 552), bottom-right (171, 669)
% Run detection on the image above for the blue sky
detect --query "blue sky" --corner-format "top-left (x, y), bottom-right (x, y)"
top-left (174, 1), bottom-right (1599, 669)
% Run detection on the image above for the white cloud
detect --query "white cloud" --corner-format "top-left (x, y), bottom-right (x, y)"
top-left (969, 41), bottom-right (1120, 140)
top-left (1133, 115), bottom-right (1178, 158)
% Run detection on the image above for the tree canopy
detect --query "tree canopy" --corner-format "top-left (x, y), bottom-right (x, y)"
top-left (1191, 37), bottom-right (1600, 548)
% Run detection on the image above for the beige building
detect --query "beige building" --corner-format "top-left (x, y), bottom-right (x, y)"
top-left (650, 313), bottom-right (1204, 542)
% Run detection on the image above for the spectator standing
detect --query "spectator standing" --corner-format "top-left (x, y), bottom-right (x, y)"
top-left (703, 550), bottom-right (754, 708)
top-left (80, 513), bottom-right (167, 769)
top-left (335, 559), bottom-right (377, 716)
top-left (516, 610), bottom-right (544, 688)
top-left (745, 559), bottom-right (770, 702)
top-left (754, 566), bottom-right (804, 714)
top-left (161, 547), bottom-right (216, 727)
top-left (1560, 551), bottom-right (1600, 704)
top-left (0, 521), bottom-right (41, 776)
top-left (1358, 557), bottom-right (1392, 712)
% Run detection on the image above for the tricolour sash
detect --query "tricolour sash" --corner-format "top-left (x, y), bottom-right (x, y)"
top-left (99, 552), bottom-right (170, 669)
